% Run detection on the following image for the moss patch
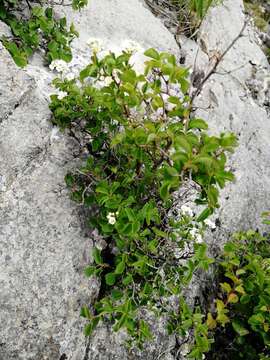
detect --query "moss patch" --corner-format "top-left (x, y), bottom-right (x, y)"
top-left (244, 0), bottom-right (270, 31)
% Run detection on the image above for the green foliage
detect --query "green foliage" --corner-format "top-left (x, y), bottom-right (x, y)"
top-left (0, 0), bottom-right (86, 66)
top-left (207, 224), bottom-right (270, 359)
top-left (243, 0), bottom-right (270, 32)
top-left (50, 47), bottom-right (236, 355)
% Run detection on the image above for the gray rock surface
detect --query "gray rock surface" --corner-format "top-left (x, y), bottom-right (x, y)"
top-left (0, 0), bottom-right (270, 359)
top-left (192, 0), bottom-right (270, 244)
top-left (0, 43), bottom-right (97, 360)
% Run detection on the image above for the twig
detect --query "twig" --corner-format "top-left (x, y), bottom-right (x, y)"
top-left (190, 21), bottom-right (247, 104)
top-left (214, 62), bottom-right (249, 76)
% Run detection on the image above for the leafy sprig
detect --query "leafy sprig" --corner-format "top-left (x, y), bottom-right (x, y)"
top-left (0, 0), bottom-right (85, 66)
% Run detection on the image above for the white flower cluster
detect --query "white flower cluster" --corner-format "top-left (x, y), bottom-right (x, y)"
top-left (103, 76), bottom-right (113, 86)
top-left (57, 90), bottom-right (68, 100)
top-left (204, 218), bottom-right (216, 229)
top-left (106, 212), bottom-right (118, 225)
top-left (122, 39), bottom-right (144, 54)
top-left (180, 205), bottom-right (193, 217)
top-left (86, 37), bottom-right (144, 56)
top-left (49, 59), bottom-right (77, 83)
top-left (65, 72), bottom-right (76, 81)
top-left (190, 228), bottom-right (203, 244)
top-left (49, 59), bottom-right (69, 73)
top-left (87, 37), bottom-right (104, 53)
top-left (96, 75), bottom-right (113, 88)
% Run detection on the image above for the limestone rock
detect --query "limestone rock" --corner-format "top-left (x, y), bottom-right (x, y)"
top-left (0, 42), bottom-right (98, 360)
top-left (190, 0), bottom-right (270, 243)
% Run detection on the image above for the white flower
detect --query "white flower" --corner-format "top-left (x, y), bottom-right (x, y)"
top-left (158, 268), bottom-right (165, 279)
top-left (57, 91), bottom-right (68, 100)
top-left (169, 147), bottom-right (176, 156)
top-left (195, 233), bottom-right (203, 243)
top-left (180, 344), bottom-right (190, 356)
top-left (95, 242), bottom-right (104, 251)
top-left (180, 205), bottom-right (193, 217)
top-left (112, 69), bottom-right (120, 83)
top-left (173, 248), bottom-right (183, 259)
top-left (87, 37), bottom-right (103, 53)
top-left (65, 72), bottom-right (76, 81)
top-left (169, 89), bottom-right (178, 97)
top-left (104, 76), bottom-right (113, 86)
top-left (49, 59), bottom-right (69, 73)
top-left (190, 228), bottom-right (203, 243)
top-left (122, 39), bottom-right (144, 54)
top-left (204, 218), bottom-right (216, 229)
top-left (107, 212), bottom-right (116, 225)
top-left (190, 228), bottom-right (197, 238)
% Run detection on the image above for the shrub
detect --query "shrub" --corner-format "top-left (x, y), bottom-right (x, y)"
top-left (49, 46), bottom-right (237, 356)
top-left (206, 218), bottom-right (270, 359)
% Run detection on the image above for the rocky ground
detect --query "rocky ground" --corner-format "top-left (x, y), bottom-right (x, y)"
top-left (0, 0), bottom-right (270, 359)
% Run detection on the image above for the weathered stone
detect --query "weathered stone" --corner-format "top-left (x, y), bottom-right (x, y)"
top-left (0, 43), bottom-right (34, 124)
top-left (0, 43), bottom-right (99, 360)
top-left (194, 0), bottom-right (270, 243)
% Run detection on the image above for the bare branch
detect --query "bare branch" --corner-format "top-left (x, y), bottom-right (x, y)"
top-left (190, 21), bottom-right (247, 104)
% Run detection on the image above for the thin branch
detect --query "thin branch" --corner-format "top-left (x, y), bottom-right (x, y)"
top-left (190, 21), bottom-right (247, 104)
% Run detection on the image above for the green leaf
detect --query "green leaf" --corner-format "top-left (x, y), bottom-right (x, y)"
top-left (111, 289), bottom-right (123, 300)
top-left (115, 261), bottom-right (125, 275)
top-left (240, 294), bottom-right (251, 304)
top-left (159, 181), bottom-right (171, 201)
top-left (227, 293), bottom-right (239, 304)
top-left (188, 119), bottom-right (208, 130)
top-left (197, 207), bottom-right (213, 222)
top-left (232, 320), bottom-right (249, 336)
top-left (207, 186), bottom-right (219, 208)
top-left (175, 134), bottom-right (192, 154)
top-left (144, 48), bottom-right (160, 60)
top-left (84, 266), bottom-right (96, 277)
top-left (96, 181), bottom-right (109, 195)
top-left (84, 318), bottom-right (99, 336)
top-left (139, 320), bottom-right (152, 339)
top-left (120, 69), bottom-right (137, 84)
top-left (80, 305), bottom-right (91, 319)
top-left (92, 247), bottom-right (103, 265)
top-left (105, 272), bottom-right (116, 285)
top-left (122, 274), bottom-right (133, 286)
top-left (220, 282), bottom-right (232, 294)
top-left (249, 313), bottom-right (265, 327)
top-left (65, 173), bottom-right (75, 187)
